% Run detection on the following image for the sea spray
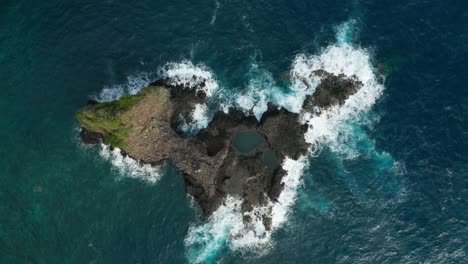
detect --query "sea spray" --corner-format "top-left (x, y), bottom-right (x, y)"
top-left (295, 43), bottom-right (385, 156)
top-left (94, 61), bottom-right (220, 103)
top-left (178, 103), bottom-right (212, 133)
top-left (91, 62), bottom-right (222, 182)
top-left (184, 21), bottom-right (394, 262)
top-left (235, 62), bottom-right (312, 120)
top-left (159, 60), bottom-right (220, 97)
top-left (184, 157), bottom-right (307, 263)
top-left (160, 60), bottom-right (221, 132)
top-left (270, 157), bottom-right (307, 229)
top-left (93, 72), bottom-right (155, 102)
top-left (184, 196), bottom-right (244, 264)
top-left (99, 144), bottom-right (162, 183)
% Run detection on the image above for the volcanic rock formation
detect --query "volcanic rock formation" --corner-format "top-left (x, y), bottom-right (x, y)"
top-left (76, 70), bottom-right (361, 229)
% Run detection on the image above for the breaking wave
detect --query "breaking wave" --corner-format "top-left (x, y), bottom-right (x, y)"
top-left (99, 144), bottom-right (162, 184)
top-left (160, 60), bottom-right (221, 132)
top-left (297, 42), bottom-right (385, 157)
top-left (93, 72), bottom-right (154, 102)
top-left (88, 20), bottom-right (399, 264)
top-left (93, 61), bottom-right (220, 104)
top-left (183, 20), bottom-right (395, 263)
top-left (90, 62), bottom-right (222, 178)
top-left (185, 196), bottom-right (244, 263)
top-left (178, 103), bottom-right (212, 133)
top-left (159, 60), bottom-right (219, 97)
top-left (235, 62), bottom-right (309, 120)
top-left (184, 157), bottom-right (306, 263)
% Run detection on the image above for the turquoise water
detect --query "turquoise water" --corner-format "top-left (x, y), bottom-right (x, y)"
top-left (1, 0), bottom-right (467, 263)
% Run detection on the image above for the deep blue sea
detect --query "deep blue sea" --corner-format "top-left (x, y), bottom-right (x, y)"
top-left (1, 0), bottom-right (467, 263)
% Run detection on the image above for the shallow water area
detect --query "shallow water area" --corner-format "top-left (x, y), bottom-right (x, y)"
top-left (232, 131), bottom-right (266, 154)
top-left (262, 149), bottom-right (278, 170)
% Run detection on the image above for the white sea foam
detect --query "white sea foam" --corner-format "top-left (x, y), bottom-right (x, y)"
top-left (235, 64), bottom-right (275, 119)
top-left (185, 21), bottom-right (388, 262)
top-left (185, 156), bottom-right (307, 262)
top-left (99, 144), bottom-right (162, 183)
top-left (185, 196), bottom-right (244, 263)
top-left (270, 157), bottom-right (307, 228)
top-left (235, 63), bottom-right (309, 120)
top-left (179, 103), bottom-right (212, 133)
top-left (160, 60), bottom-right (219, 97)
top-left (191, 103), bottom-right (210, 129)
top-left (93, 72), bottom-right (154, 102)
top-left (159, 61), bottom-right (221, 131)
top-left (296, 43), bottom-right (385, 158)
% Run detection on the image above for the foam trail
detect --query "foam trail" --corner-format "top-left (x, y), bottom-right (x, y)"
top-left (99, 144), bottom-right (162, 183)
top-left (210, 0), bottom-right (221, 25)
top-left (335, 19), bottom-right (357, 44)
top-left (185, 196), bottom-right (243, 264)
top-left (93, 72), bottom-right (154, 102)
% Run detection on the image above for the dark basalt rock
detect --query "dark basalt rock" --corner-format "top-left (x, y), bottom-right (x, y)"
top-left (79, 127), bottom-right (103, 144)
top-left (76, 70), bottom-right (362, 228)
top-left (303, 70), bottom-right (363, 113)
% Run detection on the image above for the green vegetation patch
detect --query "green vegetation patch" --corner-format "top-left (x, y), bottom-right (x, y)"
top-left (76, 86), bottom-right (157, 149)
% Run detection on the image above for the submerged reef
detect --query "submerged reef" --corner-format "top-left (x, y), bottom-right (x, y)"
top-left (76, 70), bottom-right (362, 229)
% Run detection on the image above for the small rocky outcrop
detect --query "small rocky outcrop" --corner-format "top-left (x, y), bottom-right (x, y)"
top-left (76, 70), bottom-right (361, 229)
top-left (302, 70), bottom-right (363, 113)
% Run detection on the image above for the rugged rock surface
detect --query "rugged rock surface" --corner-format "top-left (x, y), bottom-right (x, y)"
top-left (302, 70), bottom-right (363, 113)
top-left (76, 71), bottom-right (361, 228)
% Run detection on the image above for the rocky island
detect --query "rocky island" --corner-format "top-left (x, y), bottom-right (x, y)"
top-left (76, 70), bottom-right (362, 229)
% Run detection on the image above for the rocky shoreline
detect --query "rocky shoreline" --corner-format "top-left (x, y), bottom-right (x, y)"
top-left (76, 70), bottom-right (362, 229)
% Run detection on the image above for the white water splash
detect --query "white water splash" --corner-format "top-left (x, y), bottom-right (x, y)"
top-left (191, 103), bottom-right (211, 129)
top-left (184, 20), bottom-right (389, 262)
top-left (270, 157), bottom-right (307, 228)
top-left (235, 63), bottom-right (311, 120)
top-left (160, 60), bottom-right (219, 97)
top-left (297, 43), bottom-right (385, 157)
top-left (93, 72), bottom-right (154, 102)
top-left (185, 156), bottom-right (307, 262)
top-left (99, 144), bottom-right (162, 183)
top-left (185, 196), bottom-right (243, 263)
top-left (159, 60), bottom-right (221, 132)
top-left (178, 103), bottom-right (212, 133)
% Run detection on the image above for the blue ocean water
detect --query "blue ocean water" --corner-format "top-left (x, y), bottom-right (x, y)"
top-left (1, 0), bottom-right (467, 263)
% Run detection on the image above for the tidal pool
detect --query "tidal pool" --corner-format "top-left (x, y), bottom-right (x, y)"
top-left (232, 131), bottom-right (266, 154)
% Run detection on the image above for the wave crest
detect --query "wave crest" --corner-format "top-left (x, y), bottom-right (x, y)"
top-left (99, 144), bottom-right (162, 183)
top-left (159, 60), bottom-right (219, 97)
top-left (93, 72), bottom-right (154, 102)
